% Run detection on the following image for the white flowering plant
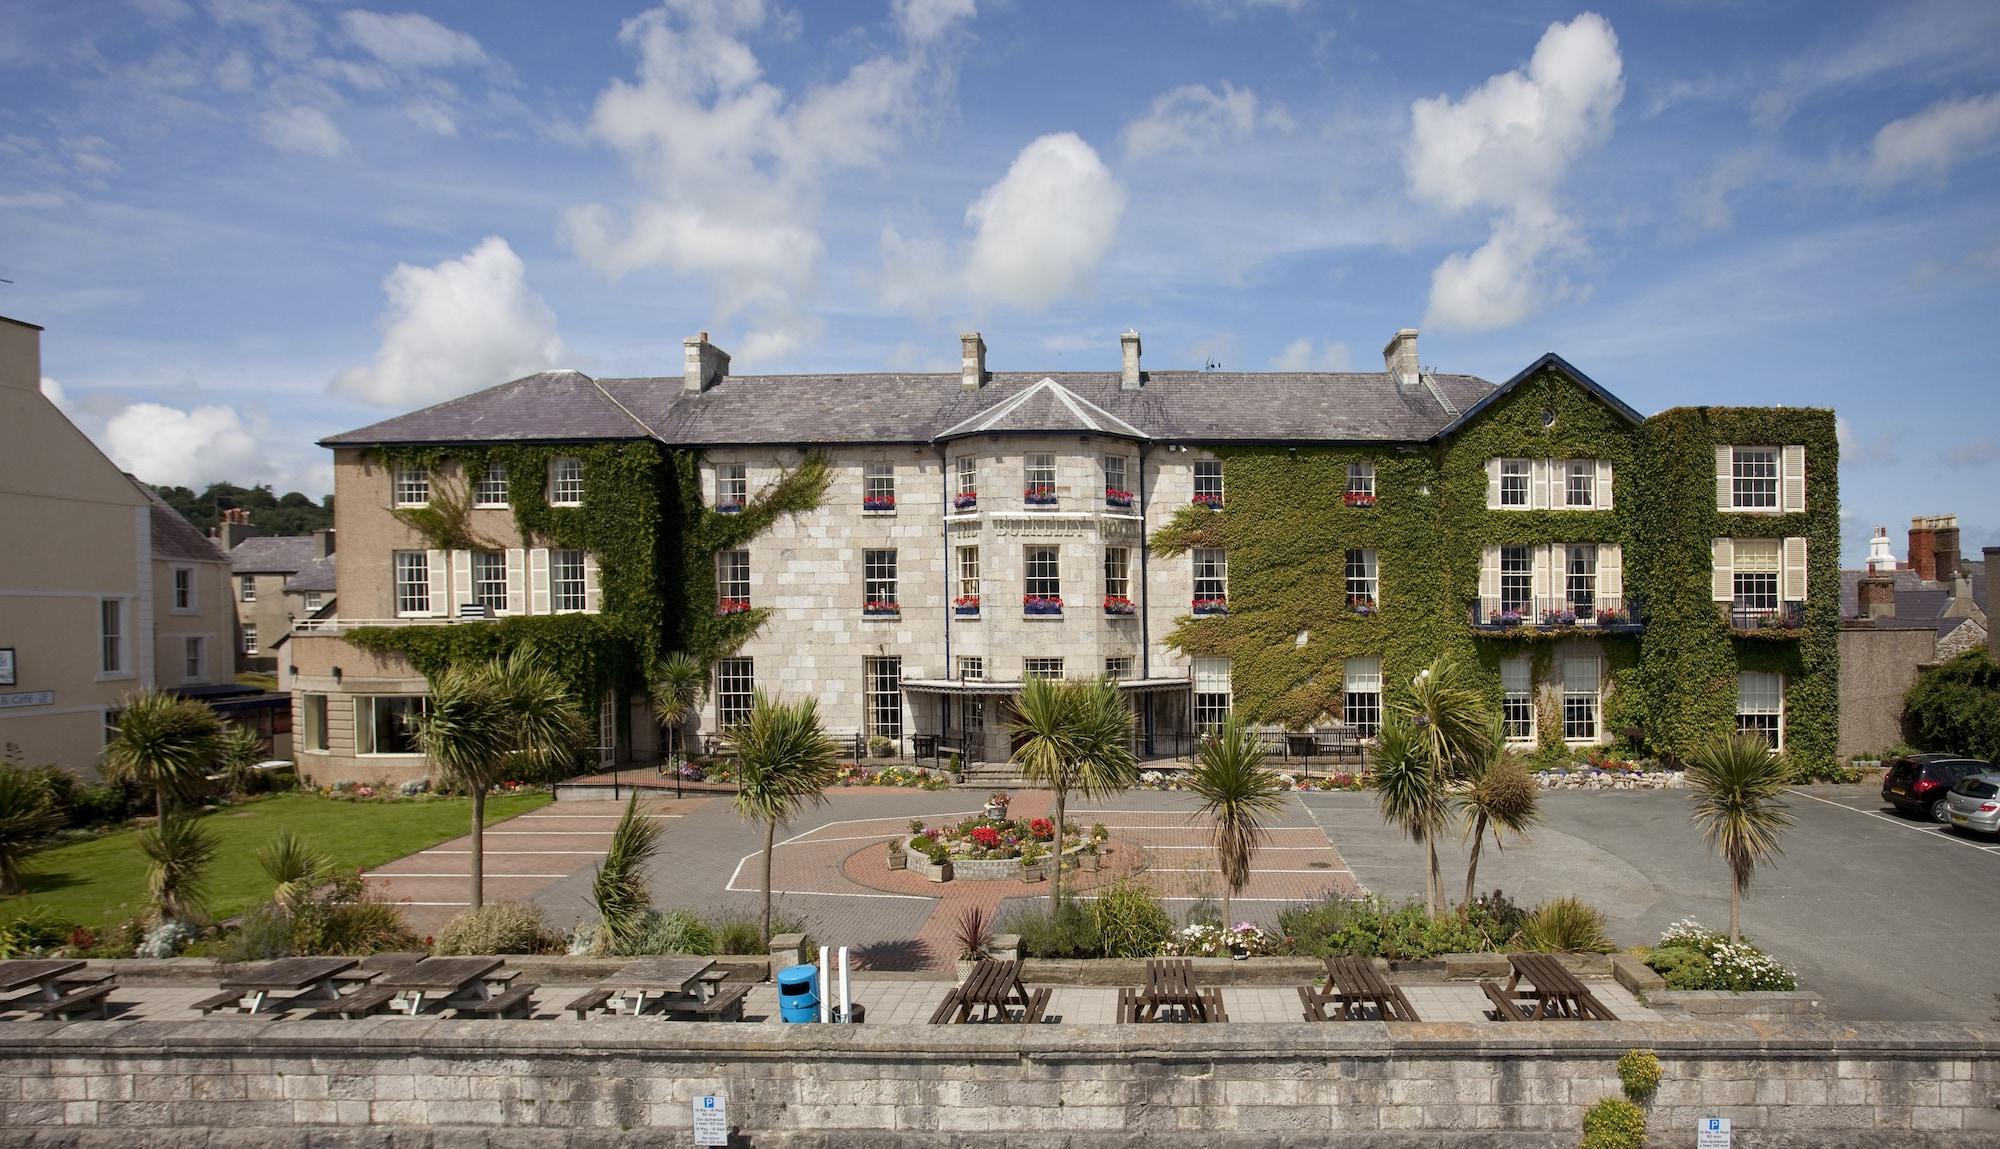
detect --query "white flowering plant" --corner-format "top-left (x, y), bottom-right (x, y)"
top-left (1161, 921), bottom-right (1275, 958)
top-left (1646, 918), bottom-right (1797, 992)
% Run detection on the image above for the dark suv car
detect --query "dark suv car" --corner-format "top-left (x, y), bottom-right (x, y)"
top-left (1882, 754), bottom-right (1994, 823)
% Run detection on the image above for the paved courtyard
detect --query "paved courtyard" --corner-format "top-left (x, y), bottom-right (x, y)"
top-left (363, 780), bottom-right (2000, 1022)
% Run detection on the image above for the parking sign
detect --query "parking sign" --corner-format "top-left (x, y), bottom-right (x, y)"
top-left (1697, 1117), bottom-right (1731, 1148)
top-left (693, 1093), bottom-right (728, 1146)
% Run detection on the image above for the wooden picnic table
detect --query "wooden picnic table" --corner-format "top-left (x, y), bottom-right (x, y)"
top-left (930, 959), bottom-right (1048, 1024)
top-left (1480, 952), bottom-right (1618, 1021)
top-left (603, 957), bottom-right (718, 1015)
top-left (0, 959), bottom-right (115, 1020)
top-left (1299, 956), bottom-right (1420, 1022)
top-left (377, 956), bottom-right (510, 1015)
top-left (219, 957), bottom-right (359, 1015)
top-left (0, 960), bottom-right (85, 996)
top-left (1119, 959), bottom-right (1226, 1023)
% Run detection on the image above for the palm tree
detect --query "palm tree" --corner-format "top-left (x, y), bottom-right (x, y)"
top-left (592, 792), bottom-right (664, 954)
top-left (140, 815), bottom-right (219, 923)
top-left (1384, 656), bottom-right (1492, 916)
top-left (256, 828), bottom-right (330, 909)
top-left (417, 648), bottom-right (587, 911)
top-left (1459, 712), bottom-right (1542, 905)
top-left (102, 689), bottom-right (223, 820)
top-left (1686, 732), bottom-right (1794, 942)
top-left (214, 722), bottom-right (267, 794)
top-left (1183, 716), bottom-right (1288, 929)
top-left (724, 691), bottom-right (842, 946)
top-left (648, 651), bottom-right (707, 774)
top-left (1008, 675), bottom-right (1137, 910)
top-left (1370, 712), bottom-right (1452, 914)
top-left (0, 768), bottom-right (63, 895)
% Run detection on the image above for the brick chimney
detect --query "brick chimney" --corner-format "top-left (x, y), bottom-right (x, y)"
top-left (1986, 547), bottom-right (2000, 660)
top-left (683, 332), bottom-right (730, 394)
top-left (1382, 328), bottom-right (1420, 394)
top-left (961, 332), bottom-right (986, 390)
top-left (1120, 330), bottom-right (1143, 390)
top-left (1857, 574), bottom-right (1897, 621)
top-left (215, 506), bottom-right (256, 550)
top-left (313, 528), bottom-right (335, 559)
top-left (0, 315), bottom-right (43, 394)
top-left (1909, 514), bottom-right (1957, 582)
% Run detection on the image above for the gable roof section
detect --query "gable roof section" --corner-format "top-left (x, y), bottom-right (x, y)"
top-left (285, 554), bottom-right (336, 592)
top-left (1432, 352), bottom-right (1643, 440)
top-left (320, 370), bottom-right (653, 447)
top-left (230, 535), bottom-right (318, 574)
top-left (136, 483), bottom-right (226, 563)
top-left (935, 377), bottom-right (1148, 440)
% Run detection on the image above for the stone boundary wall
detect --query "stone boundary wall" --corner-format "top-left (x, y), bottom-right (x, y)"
top-left (0, 1019), bottom-right (1994, 1147)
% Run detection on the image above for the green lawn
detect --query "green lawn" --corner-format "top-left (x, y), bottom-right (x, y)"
top-left (1, 791), bottom-right (552, 930)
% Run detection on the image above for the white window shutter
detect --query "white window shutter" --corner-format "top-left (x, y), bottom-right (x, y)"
top-left (1599, 543), bottom-right (1623, 601)
top-left (1715, 446), bottom-right (1733, 511)
top-left (1531, 459), bottom-right (1551, 510)
top-left (1532, 544), bottom-right (1551, 603)
top-left (451, 550), bottom-right (472, 608)
top-left (529, 548), bottom-right (551, 615)
top-left (1712, 538), bottom-right (1734, 602)
top-left (1783, 536), bottom-right (1808, 601)
top-left (505, 548), bottom-right (526, 615)
top-left (423, 549), bottom-right (446, 616)
top-left (1782, 445), bottom-right (1806, 513)
top-left (1485, 459), bottom-right (1501, 509)
top-left (1596, 459), bottom-right (1614, 510)
top-left (1479, 545), bottom-right (1499, 602)
top-left (583, 553), bottom-right (602, 613)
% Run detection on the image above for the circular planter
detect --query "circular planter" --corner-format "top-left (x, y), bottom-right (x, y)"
top-left (905, 837), bottom-right (1086, 882)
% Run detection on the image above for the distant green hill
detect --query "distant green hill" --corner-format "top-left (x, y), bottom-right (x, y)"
top-left (151, 481), bottom-right (334, 537)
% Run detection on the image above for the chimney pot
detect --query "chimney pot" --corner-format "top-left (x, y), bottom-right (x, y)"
top-left (1382, 328), bottom-right (1421, 393)
top-left (1120, 330), bottom-right (1143, 390)
top-left (1908, 514), bottom-right (1958, 583)
top-left (313, 528), bottom-right (335, 559)
top-left (683, 333), bottom-right (730, 394)
top-left (960, 332), bottom-right (986, 390)
top-left (1858, 574), bottom-right (1897, 621)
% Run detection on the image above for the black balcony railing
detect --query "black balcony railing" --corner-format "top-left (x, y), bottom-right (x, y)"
top-left (1722, 601), bottom-right (1805, 631)
top-left (1471, 595), bottom-right (1642, 633)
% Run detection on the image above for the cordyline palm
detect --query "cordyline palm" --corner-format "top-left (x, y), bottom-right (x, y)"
top-left (1184, 716), bottom-right (1288, 929)
top-left (725, 692), bottom-right (842, 946)
top-left (256, 828), bottom-right (331, 910)
top-left (140, 815), bottom-right (219, 923)
top-left (214, 722), bottom-right (267, 794)
top-left (1458, 712), bottom-right (1542, 906)
top-left (1686, 732), bottom-right (1794, 942)
top-left (593, 791), bottom-right (663, 954)
top-left (102, 689), bottom-right (222, 820)
top-left (1008, 674), bottom-right (1137, 910)
top-left (417, 648), bottom-right (586, 911)
top-left (1388, 656), bottom-right (1492, 915)
top-left (1370, 712), bottom-right (1452, 915)
top-left (0, 768), bottom-right (63, 895)
top-left (649, 651), bottom-right (707, 770)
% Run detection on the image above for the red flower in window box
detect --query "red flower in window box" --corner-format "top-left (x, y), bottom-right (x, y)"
top-left (1343, 491), bottom-right (1376, 508)
top-left (1192, 491), bottom-right (1224, 508)
top-left (863, 600), bottom-right (900, 616)
top-left (1029, 817), bottom-right (1055, 841)
top-left (715, 597), bottom-right (751, 616)
top-left (1104, 487), bottom-right (1134, 507)
top-left (1023, 485), bottom-right (1058, 506)
top-left (1024, 595), bottom-right (1064, 615)
top-left (1192, 597), bottom-right (1228, 615)
top-left (1347, 595), bottom-right (1375, 616)
top-left (1103, 595), bottom-right (1136, 615)
top-left (954, 595), bottom-right (981, 615)
top-left (863, 494), bottom-right (896, 511)
top-left (953, 491), bottom-right (977, 510)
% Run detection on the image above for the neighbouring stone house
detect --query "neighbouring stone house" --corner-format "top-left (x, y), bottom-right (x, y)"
top-left (228, 530), bottom-right (334, 675)
top-left (1838, 517), bottom-right (1992, 756)
top-left (283, 327), bottom-right (1840, 784)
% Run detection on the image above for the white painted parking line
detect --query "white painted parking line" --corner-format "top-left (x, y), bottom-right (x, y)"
top-left (1146, 844), bottom-right (1333, 851)
top-left (482, 831), bottom-right (619, 836)
top-left (1148, 866), bottom-right (1353, 875)
top-left (1786, 788), bottom-right (2000, 858)
top-left (364, 872), bottom-right (569, 879)
top-left (517, 813), bottom-right (681, 819)
top-left (424, 850), bottom-right (606, 855)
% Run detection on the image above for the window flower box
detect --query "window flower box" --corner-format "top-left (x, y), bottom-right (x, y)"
top-left (715, 502), bottom-right (744, 514)
top-left (1192, 492), bottom-right (1224, 509)
top-left (1103, 595), bottom-right (1136, 616)
top-left (1595, 607), bottom-right (1629, 627)
top-left (1541, 609), bottom-right (1578, 627)
top-left (1343, 491), bottom-right (1377, 508)
top-left (954, 596), bottom-right (981, 616)
top-left (1348, 596), bottom-right (1376, 616)
top-left (1104, 487), bottom-right (1134, 508)
top-left (1023, 595), bottom-right (1064, 616)
top-left (862, 495), bottom-right (896, 512)
top-left (953, 492), bottom-right (977, 511)
top-left (863, 600), bottom-right (901, 617)
top-left (1023, 486), bottom-right (1058, 506)
top-left (1192, 597), bottom-right (1228, 615)
top-left (715, 597), bottom-right (751, 617)
top-left (1487, 609), bottom-right (1525, 627)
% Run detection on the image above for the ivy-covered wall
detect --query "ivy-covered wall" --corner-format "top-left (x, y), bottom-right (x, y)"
top-left (1152, 368), bottom-right (1840, 769)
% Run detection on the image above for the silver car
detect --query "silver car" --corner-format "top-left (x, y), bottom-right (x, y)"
top-left (1945, 773), bottom-right (2000, 835)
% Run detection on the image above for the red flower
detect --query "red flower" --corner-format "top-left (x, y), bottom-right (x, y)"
top-left (1029, 817), bottom-right (1055, 841)
top-left (970, 826), bottom-right (1002, 849)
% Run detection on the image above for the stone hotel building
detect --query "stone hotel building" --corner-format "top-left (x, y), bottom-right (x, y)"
top-left (285, 328), bottom-right (1840, 783)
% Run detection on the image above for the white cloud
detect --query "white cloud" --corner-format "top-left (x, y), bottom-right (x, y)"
top-left (1271, 339), bottom-right (1350, 372)
top-left (403, 101), bottom-right (457, 136)
top-left (1122, 82), bottom-right (1263, 160)
top-left (333, 236), bottom-right (565, 407)
top-left (103, 402), bottom-right (272, 488)
top-left (260, 104), bottom-right (347, 156)
top-left (963, 133), bottom-right (1126, 311)
top-left (1944, 437), bottom-right (1998, 467)
top-left (562, 0), bottom-right (971, 364)
top-left (893, 0), bottom-right (975, 43)
top-left (0, 191), bottom-right (63, 208)
top-left (1870, 92), bottom-right (2000, 183)
top-left (203, 0), bottom-right (318, 60)
top-left (39, 377), bottom-right (71, 414)
top-left (1184, 0), bottom-right (1306, 16)
top-left (1407, 12), bottom-right (1623, 332)
top-left (339, 10), bottom-right (487, 71)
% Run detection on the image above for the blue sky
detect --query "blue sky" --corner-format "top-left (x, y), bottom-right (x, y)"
top-left (3, 0), bottom-right (1997, 564)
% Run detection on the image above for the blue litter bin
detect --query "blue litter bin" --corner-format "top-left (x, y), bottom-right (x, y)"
top-left (777, 963), bottom-right (820, 1023)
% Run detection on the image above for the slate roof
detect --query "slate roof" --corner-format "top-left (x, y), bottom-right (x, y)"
top-left (1840, 566), bottom-right (1986, 639)
top-left (285, 554), bottom-right (336, 593)
top-left (136, 483), bottom-right (226, 564)
top-left (230, 535), bottom-right (319, 574)
top-left (326, 362), bottom-right (1503, 449)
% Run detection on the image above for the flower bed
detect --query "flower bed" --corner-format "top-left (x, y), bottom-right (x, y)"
top-left (1645, 920), bottom-right (1797, 991)
top-left (1534, 768), bottom-right (1683, 791)
top-left (1134, 769), bottom-right (1365, 793)
top-left (905, 814), bottom-right (1088, 880)
top-left (1162, 922), bottom-right (1277, 958)
top-left (833, 764), bottom-right (951, 790)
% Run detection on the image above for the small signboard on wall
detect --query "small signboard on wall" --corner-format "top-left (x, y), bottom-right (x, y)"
top-left (692, 1093), bottom-right (728, 1146)
top-left (1698, 1117), bottom-right (1732, 1148)
top-left (0, 647), bottom-right (14, 686)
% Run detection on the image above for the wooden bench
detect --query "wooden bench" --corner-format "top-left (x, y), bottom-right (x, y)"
top-left (928, 987), bottom-right (963, 1025)
top-left (452, 985), bottom-right (537, 1019)
top-left (27, 983), bottom-right (114, 1020)
top-left (1198, 987), bottom-right (1227, 1023)
top-left (671, 983), bottom-right (749, 1021)
top-left (565, 988), bottom-right (617, 1019)
top-left (1479, 953), bottom-right (1619, 1022)
top-left (1304, 956), bottom-right (1419, 1022)
top-left (193, 989), bottom-right (250, 1016)
top-left (1020, 987), bottom-right (1052, 1024)
top-left (1116, 987), bottom-right (1139, 1024)
top-left (304, 985), bottom-right (397, 1019)
top-left (1481, 980), bottom-right (1529, 1022)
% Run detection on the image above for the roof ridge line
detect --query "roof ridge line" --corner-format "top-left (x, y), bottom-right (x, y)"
top-left (588, 374), bottom-right (659, 440)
